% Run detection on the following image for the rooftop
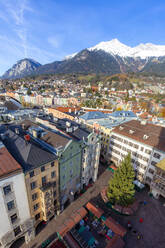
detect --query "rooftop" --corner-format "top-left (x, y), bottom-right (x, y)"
top-left (80, 111), bottom-right (108, 120)
top-left (0, 142), bottom-right (22, 178)
top-left (156, 158), bottom-right (165, 171)
top-left (3, 128), bottom-right (57, 172)
top-left (113, 120), bottom-right (165, 152)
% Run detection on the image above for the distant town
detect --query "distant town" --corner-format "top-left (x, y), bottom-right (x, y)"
top-left (0, 73), bottom-right (165, 248)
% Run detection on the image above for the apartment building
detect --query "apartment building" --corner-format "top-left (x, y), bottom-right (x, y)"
top-left (150, 158), bottom-right (165, 199)
top-left (21, 120), bottom-right (82, 211)
top-left (80, 111), bottom-right (137, 162)
top-left (36, 116), bottom-right (101, 189)
top-left (108, 120), bottom-right (165, 185)
top-left (3, 127), bottom-right (59, 228)
top-left (0, 142), bottom-right (34, 248)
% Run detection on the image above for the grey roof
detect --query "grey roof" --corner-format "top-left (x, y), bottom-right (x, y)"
top-left (108, 111), bottom-right (137, 118)
top-left (3, 129), bottom-right (57, 172)
top-left (71, 127), bottom-right (90, 140)
top-left (80, 111), bottom-right (108, 120)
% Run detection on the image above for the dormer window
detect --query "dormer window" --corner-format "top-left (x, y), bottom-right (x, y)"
top-left (129, 130), bottom-right (134, 134)
top-left (119, 126), bottom-right (124, 130)
top-left (143, 134), bottom-right (149, 140)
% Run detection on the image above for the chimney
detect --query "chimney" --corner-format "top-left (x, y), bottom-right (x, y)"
top-left (140, 120), bottom-right (147, 125)
top-left (15, 128), bottom-right (19, 134)
top-left (24, 134), bottom-right (30, 144)
top-left (22, 123), bottom-right (26, 130)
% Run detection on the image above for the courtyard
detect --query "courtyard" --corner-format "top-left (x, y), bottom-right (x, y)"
top-left (93, 187), bottom-right (165, 248)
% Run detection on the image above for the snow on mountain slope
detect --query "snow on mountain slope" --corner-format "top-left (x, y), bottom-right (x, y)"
top-left (88, 39), bottom-right (165, 59)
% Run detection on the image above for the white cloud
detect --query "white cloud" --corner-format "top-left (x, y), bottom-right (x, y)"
top-left (48, 35), bottom-right (65, 48)
top-left (48, 37), bottom-right (60, 48)
top-left (0, 0), bottom-right (33, 57)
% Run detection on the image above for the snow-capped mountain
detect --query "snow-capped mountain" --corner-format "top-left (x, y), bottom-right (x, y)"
top-left (3, 39), bottom-right (165, 79)
top-left (2, 58), bottom-right (41, 79)
top-left (88, 39), bottom-right (165, 59)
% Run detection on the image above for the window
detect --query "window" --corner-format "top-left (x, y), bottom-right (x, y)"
top-left (35, 213), bottom-right (40, 220)
top-left (14, 226), bottom-right (21, 237)
top-left (153, 153), bottom-right (161, 159)
top-left (141, 147), bottom-right (144, 152)
top-left (33, 203), bottom-right (39, 211)
top-left (3, 185), bottom-right (11, 195)
top-left (53, 191), bottom-right (56, 197)
top-left (41, 166), bottom-right (45, 172)
top-left (29, 171), bottom-right (34, 178)
top-left (148, 168), bottom-right (154, 174)
top-left (62, 175), bottom-right (65, 180)
top-left (11, 213), bottom-right (17, 224)
top-left (7, 200), bottom-right (15, 211)
top-left (42, 176), bottom-right (46, 186)
top-left (32, 193), bottom-right (38, 201)
top-left (151, 161), bottom-right (156, 166)
top-left (146, 176), bottom-right (152, 183)
top-left (51, 171), bottom-right (56, 178)
top-left (30, 181), bottom-right (37, 190)
top-left (145, 149), bottom-right (151, 155)
top-left (51, 162), bottom-right (54, 167)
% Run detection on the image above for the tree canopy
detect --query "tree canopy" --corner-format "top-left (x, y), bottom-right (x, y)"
top-left (107, 153), bottom-right (135, 206)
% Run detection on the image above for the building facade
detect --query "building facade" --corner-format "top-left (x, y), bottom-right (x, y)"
top-left (3, 127), bottom-right (59, 228)
top-left (0, 142), bottom-right (34, 248)
top-left (108, 120), bottom-right (165, 186)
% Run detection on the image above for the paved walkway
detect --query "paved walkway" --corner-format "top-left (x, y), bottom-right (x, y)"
top-left (22, 169), bottom-right (113, 248)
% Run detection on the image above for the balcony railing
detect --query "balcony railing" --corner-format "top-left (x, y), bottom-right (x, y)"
top-left (40, 181), bottom-right (56, 191)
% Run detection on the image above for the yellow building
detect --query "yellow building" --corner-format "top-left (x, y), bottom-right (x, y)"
top-left (25, 159), bottom-right (59, 227)
top-left (4, 128), bottom-right (60, 228)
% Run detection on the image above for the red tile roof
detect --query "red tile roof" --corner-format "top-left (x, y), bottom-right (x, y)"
top-left (55, 107), bottom-right (80, 113)
top-left (0, 145), bottom-right (22, 178)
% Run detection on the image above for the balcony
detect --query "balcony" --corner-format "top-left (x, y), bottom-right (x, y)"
top-left (40, 181), bottom-right (56, 192)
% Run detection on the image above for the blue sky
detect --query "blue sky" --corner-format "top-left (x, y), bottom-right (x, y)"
top-left (0, 0), bottom-right (165, 75)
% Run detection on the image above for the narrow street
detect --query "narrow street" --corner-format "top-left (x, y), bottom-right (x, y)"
top-left (22, 168), bottom-right (113, 248)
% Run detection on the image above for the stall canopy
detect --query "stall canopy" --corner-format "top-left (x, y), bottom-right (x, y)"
top-left (64, 232), bottom-right (81, 248)
top-left (57, 207), bottom-right (87, 237)
top-left (86, 202), bottom-right (104, 218)
top-left (104, 217), bottom-right (127, 237)
top-left (105, 235), bottom-right (125, 248)
top-left (70, 207), bottom-right (87, 224)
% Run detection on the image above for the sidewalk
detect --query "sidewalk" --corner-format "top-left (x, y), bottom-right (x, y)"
top-left (22, 169), bottom-right (113, 248)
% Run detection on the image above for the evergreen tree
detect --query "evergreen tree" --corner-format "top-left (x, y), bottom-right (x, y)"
top-left (107, 153), bottom-right (135, 206)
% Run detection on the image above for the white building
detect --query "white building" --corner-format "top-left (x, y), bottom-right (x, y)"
top-left (0, 142), bottom-right (34, 248)
top-left (81, 132), bottom-right (100, 187)
top-left (108, 120), bottom-right (165, 185)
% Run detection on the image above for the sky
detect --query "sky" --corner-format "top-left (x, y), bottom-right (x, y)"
top-left (0, 0), bottom-right (165, 75)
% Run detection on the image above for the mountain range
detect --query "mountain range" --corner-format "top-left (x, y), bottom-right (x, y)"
top-left (2, 39), bottom-right (165, 79)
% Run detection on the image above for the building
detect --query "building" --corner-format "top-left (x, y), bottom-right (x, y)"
top-left (36, 116), bottom-right (100, 189)
top-left (3, 126), bottom-right (59, 228)
top-left (79, 111), bottom-right (137, 162)
top-left (108, 120), bottom-right (165, 185)
top-left (21, 120), bottom-right (82, 211)
top-left (0, 142), bottom-right (34, 248)
top-left (150, 158), bottom-right (165, 199)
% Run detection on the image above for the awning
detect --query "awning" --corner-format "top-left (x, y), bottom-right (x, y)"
top-left (104, 217), bottom-right (127, 237)
top-left (86, 202), bottom-right (104, 218)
